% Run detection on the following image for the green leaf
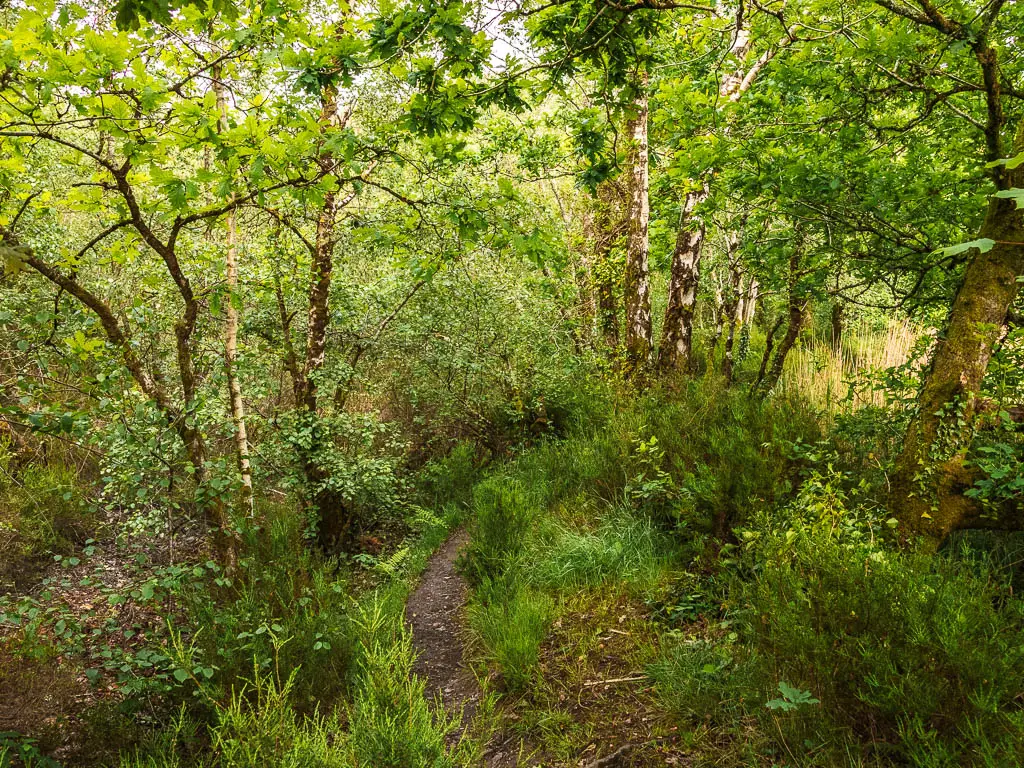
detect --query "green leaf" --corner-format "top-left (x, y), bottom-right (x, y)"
top-left (994, 188), bottom-right (1024, 209)
top-left (936, 238), bottom-right (995, 257)
top-left (173, 668), bottom-right (189, 683)
top-left (988, 152), bottom-right (1024, 171)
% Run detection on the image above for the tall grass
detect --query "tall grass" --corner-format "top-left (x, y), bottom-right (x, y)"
top-left (528, 511), bottom-right (668, 589)
top-left (781, 319), bottom-right (919, 412)
top-left (467, 577), bottom-right (553, 694)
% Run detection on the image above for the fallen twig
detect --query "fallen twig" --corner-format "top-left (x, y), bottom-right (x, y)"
top-left (580, 736), bottom-right (673, 767)
top-left (582, 675), bottom-right (648, 687)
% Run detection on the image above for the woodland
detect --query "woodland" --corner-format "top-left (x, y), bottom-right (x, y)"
top-left (0, 0), bottom-right (1023, 764)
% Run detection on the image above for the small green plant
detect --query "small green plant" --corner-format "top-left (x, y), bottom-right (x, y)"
top-left (346, 599), bottom-right (457, 767)
top-left (623, 434), bottom-right (677, 517)
top-left (966, 437), bottom-right (1024, 512)
top-left (0, 732), bottom-right (62, 768)
top-left (462, 477), bottom-right (535, 584)
top-left (765, 682), bottom-right (820, 712)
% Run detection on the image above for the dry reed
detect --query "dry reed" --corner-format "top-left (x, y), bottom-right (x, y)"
top-left (781, 319), bottom-right (920, 412)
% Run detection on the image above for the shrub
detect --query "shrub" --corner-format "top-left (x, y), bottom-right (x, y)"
top-left (741, 494), bottom-right (1024, 763)
top-left (415, 442), bottom-right (482, 509)
top-left (346, 600), bottom-right (457, 768)
top-left (641, 381), bottom-right (818, 536)
top-left (173, 522), bottom-right (354, 715)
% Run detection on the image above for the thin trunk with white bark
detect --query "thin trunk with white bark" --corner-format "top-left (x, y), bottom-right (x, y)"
top-left (623, 71), bottom-right (652, 378)
top-left (214, 69), bottom-right (253, 516)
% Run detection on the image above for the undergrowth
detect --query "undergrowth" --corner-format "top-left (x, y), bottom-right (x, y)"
top-left (460, 380), bottom-right (1024, 767)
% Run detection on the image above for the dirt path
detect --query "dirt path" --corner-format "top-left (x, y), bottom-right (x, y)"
top-left (406, 529), bottom-right (481, 721)
top-left (406, 529), bottom-right (523, 766)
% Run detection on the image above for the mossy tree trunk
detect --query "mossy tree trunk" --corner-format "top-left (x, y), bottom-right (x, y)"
top-left (894, 146), bottom-right (1024, 544)
top-left (753, 250), bottom-right (807, 396)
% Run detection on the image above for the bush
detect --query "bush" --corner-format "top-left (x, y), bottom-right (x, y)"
top-left (346, 600), bottom-right (457, 767)
top-left (415, 442), bottom-right (482, 510)
top-left (740, 485), bottom-right (1024, 764)
top-left (173, 516), bottom-right (354, 715)
top-left (641, 380), bottom-right (818, 536)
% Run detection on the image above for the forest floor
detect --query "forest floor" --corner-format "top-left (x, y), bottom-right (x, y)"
top-left (405, 529), bottom-right (686, 767)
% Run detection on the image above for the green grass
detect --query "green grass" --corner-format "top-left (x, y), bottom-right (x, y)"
top-left (0, 457), bottom-right (95, 589)
top-left (457, 383), bottom-right (1024, 767)
top-left (528, 509), bottom-right (669, 589)
top-left (467, 576), bottom-right (553, 694)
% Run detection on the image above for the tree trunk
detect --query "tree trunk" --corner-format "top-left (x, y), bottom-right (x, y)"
top-left (658, 186), bottom-right (708, 373)
top-left (16, 236), bottom-right (237, 568)
top-left (830, 300), bottom-right (844, 353)
top-left (721, 260), bottom-right (744, 384)
top-left (658, 7), bottom-right (765, 376)
top-left (894, 138), bottom-right (1024, 545)
top-left (622, 71), bottom-right (652, 379)
top-left (707, 275), bottom-right (726, 370)
top-left (756, 300), bottom-right (805, 397)
top-left (753, 251), bottom-right (806, 397)
top-left (754, 314), bottom-right (785, 392)
top-left (593, 181), bottom-right (622, 351)
top-left (742, 277), bottom-right (758, 325)
top-left (302, 83), bottom-right (351, 551)
top-left (302, 190), bottom-right (337, 413)
top-left (273, 268), bottom-right (303, 404)
top-left (215, 70), bottom-right (254, 517)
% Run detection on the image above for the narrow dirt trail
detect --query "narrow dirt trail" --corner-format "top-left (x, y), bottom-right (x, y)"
top-left (405, 529), bottom-right (522, 766)
top-left (405, 529), bottom-right (481, 720)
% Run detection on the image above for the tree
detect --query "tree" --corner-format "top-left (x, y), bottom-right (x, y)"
top-left (856, 0), bottom-right (1024, 545)
top-left (213, 64), bottom-right (254, 517)
top-left (622, 71), bottom-right (653, 377)
top-left (657, 1), bottom-right (797, 374)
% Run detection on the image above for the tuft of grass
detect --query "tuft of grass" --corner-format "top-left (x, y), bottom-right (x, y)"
top-left (462, 477), bottom-right (536, 585)
top-left (648, 638), bottom-right (759, 725)
top-left (468, 577), bottom-right (553, 695)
